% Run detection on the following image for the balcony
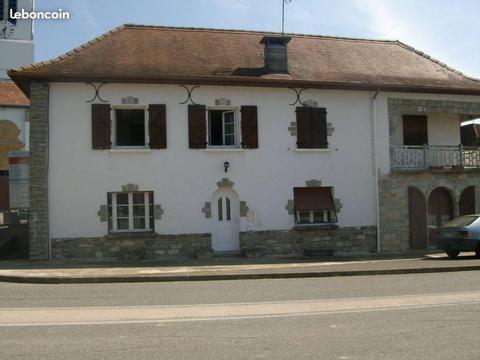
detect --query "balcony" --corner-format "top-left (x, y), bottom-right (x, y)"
top-left (392, 145), bottom-right (480, 170)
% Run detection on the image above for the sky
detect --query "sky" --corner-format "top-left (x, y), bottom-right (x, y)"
top-left (34, 0), bottom-right (480, 78)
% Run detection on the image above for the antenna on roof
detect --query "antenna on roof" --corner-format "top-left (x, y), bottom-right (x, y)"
top-left (282, 0), bottom-right (292, 38)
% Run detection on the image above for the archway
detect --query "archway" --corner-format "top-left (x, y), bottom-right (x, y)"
top-left (459, 186), bottom-right (475, 216)
top-left (211, 187), bottom-right (240, 253)
top-left (408, 187), bottom-right (427, 250)
top-left (428, 187), bottom-right (454, 246)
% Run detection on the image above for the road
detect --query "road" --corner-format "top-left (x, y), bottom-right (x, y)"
top-left (1, 271), bottom-right (480, 359)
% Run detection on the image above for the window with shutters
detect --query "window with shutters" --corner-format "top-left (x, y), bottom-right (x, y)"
top-left (107, 191), bottom-right (154, 233)
top-left (207, 109), bottom-right (239, 147)
top-left (296, 107), bottom-right (328, 149)
top-left (113, 107), bottom-right (147, 148)
top-left (293, 187), bottom-right (337, 225)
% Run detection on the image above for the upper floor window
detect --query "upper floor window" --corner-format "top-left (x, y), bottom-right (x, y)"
top-left (107, 191), bottom-right (154, 233)
top-left (208, 109), bottom-right (238, 147)
top-left (293, 187), bottom-right (337, 225)
top-left (403, 115), bottom-right (428, 146)
top-left (295, 107), bottom-right (328, 149)
top-left (1, 0), bottom-right (17, 24)
top-left (114, 108), bottom-right (146, 147)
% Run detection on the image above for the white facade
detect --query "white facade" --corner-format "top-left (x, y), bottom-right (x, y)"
top-left (47, 83), bottom-right (476, 241)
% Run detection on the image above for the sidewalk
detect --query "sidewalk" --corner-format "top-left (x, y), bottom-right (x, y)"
top-left (0, 252), bottom-right (479, 284)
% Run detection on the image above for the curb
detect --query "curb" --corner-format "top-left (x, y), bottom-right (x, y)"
top-left (1, 265), bottom-right (480, 284)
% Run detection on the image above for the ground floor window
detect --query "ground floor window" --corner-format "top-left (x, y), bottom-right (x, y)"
top-left (107, 192), bottom-right (154, 232)
top-left (293, 187), bottom-right (338, 225)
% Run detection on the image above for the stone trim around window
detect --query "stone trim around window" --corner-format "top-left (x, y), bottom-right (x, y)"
top-left (202, 201), bottom-right (212, 218)
top-left (216, 177), bottom-right (234, 188)
top-left (121, 183), bottom-right (139, 192)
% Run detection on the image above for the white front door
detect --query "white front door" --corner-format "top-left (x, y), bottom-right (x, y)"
top-left (212, 188), bottom-right (240, 252)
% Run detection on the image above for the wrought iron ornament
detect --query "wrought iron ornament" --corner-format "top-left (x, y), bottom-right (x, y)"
top-left (289, 87), bottom-right (308, 106)
top-left (86, 82), bottom-right (108, 103)
top-left (179, 85), bottom-right (200, 105)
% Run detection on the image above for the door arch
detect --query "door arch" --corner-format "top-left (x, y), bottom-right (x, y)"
top-left (459, 186), bottom-right (475, 216)
top-left (211, 187), bottom-right (240, 253)
top-left (428, 187), bottom-right (454, 246)
top-left (408, 187), bottom-right (427, 250)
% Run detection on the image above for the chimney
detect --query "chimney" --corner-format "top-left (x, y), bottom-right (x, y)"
top-left (260, 36), bottom-right (291, 73)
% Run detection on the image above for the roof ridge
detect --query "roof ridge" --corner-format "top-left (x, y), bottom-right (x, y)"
top-left (122, 23), bottom-right (398, 44)
top-left (10, 25), bottom-right (126, 73)
top-left (395, 40), bottom-right (480, 83)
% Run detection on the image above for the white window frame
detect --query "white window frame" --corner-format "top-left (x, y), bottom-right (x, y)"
top-left (295, 210), bottom-right (337, 225)
top-left (112, 105), bottom-right (148, 149)
top-left (109, 192), bottom-right (152, 233)
top-left (206, 107), bottom-right (241, 148)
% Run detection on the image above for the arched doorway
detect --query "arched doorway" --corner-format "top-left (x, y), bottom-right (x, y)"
top-left (211, 187), bottom-right (240, 253)
top-left (428, 187), bottom-right (454, 246)
top-left (459, 186), bottom-right (476, 216)
top-left (408, 187), bottom-right (427, 250)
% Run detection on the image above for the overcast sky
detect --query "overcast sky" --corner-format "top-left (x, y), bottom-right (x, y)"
top-left (34, 0), bottom-right (480, 78)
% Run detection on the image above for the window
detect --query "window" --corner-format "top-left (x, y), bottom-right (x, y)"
top-left (114, 108), bottom-right (146, 147)
top-left (403, 115), bottom-right (428, 146)
top-left (107, 192), bottom-right (154, 232)
top-left (296, 107), bottom-right (328, 149)
top-left (293, 187), bottom-right (337, 225)
top-left (208, 109), bottom-right (238, 147)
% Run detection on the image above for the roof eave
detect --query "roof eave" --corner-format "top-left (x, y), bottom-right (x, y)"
top-left (8, 71), bottom-right (480, 97)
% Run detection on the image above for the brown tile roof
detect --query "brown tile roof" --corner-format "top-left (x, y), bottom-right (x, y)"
top-left (0, 81), bottom-right (30, 106)
top-left (8, 24), bottom-right (480, 95)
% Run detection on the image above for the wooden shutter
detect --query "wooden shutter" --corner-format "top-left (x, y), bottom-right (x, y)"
top-left (240, 106), bottom-right (258, 149)
top-left (188, 104), bottom-right (207, 149)
top-left (148, 104), bottom-right (166, 149)
top-left (403, 115), bottom-right (428, 145)
top-left (91, 104), bottom-right (111, 149)
top-left (296, 107), bottom-right (328, 148)
top-left (293, 187), bottom-right (335, 210)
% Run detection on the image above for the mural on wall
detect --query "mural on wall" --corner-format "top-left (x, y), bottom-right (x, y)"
top-left (0, 120), bottom-right (22, 170)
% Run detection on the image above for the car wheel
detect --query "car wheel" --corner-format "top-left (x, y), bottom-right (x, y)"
top-left (446, 249), bottom-right (460, 259)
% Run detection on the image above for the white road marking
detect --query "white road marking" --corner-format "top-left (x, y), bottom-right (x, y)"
top-left (1, 291), bottom-right (479, 327)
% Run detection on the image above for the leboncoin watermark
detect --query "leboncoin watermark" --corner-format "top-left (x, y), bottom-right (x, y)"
top-left (10, 8), bottom-right (70, 20)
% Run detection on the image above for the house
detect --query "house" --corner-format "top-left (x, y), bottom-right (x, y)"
top-left (8, 24), bottom-right (480, 260)
top-left (0, 0), bottom-right (34, 211)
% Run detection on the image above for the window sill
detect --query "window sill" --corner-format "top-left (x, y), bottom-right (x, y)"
top-left (205, 148), bottom-right (245, 153)
top-left (293, 224), bottom-right (338, 231)
top-left (105, 231), bottom-right (156, 239)
top-left (294, 148), bottom-right (330, 153)
top-left (109, 148), bottom-right (152, 153)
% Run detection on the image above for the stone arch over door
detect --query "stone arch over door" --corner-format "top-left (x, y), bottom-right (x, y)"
top-left (408, 187), bottom-right (427, 250)
top-left (459, 186), bottom-right (475, 216)
top-left (427, 187), bottom-right (454, 246)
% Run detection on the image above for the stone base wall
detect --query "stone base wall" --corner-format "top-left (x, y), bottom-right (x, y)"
top-left (52, 226), bottom-right (377, 260)
top-left (379, 171), bottom-right (480, 253)
top-left (240, 226), bottom-right (377, 255)
top-left (52, 233), bottom-right (211, 261)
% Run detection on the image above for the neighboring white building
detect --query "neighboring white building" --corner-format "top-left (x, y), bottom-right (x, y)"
top-left (0, 0), bottom-right (33, 210)
top-left (9, 25), bottom-right (480, 260)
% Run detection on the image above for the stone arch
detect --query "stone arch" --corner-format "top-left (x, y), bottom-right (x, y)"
top-left (427, 187), bottom-right (454, 246)
top-left (459, 186), bottom-right (476, 216)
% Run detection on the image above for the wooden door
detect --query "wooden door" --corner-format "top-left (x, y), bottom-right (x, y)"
top-left (459, 186), bottom-right (475, 216)
top-left (428, 187), bottom-right (454, 246)
top-left (408, 187), bottom-right (427, 250)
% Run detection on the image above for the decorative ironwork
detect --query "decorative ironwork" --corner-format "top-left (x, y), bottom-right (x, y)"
top-left (86, 82), bottom-right (108, 103)
top-left (288, 87), bottom-right (308, 106)
top-left (392, 145), bottom-right (480, 170)
top-left (179, 85), bottom-right (200, 105)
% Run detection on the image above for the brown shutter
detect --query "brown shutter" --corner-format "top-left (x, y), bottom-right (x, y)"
top-left (240, 106), bottom-right (258, 149)
top-left (188, 104), bottom-right (207, 149)
top-left (148, 104), bottom-right (166, 149)
top-left (296, 107), bottom-right (311, 148)
top-left (403, 115), bottom-right (428, 145)
top-left (312, 108), bottom-right (328, 148)
top-left (91, 104), bottom-right (111, 149)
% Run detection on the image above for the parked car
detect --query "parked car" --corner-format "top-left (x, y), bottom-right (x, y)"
top-left (437, 215), bottom-right (480, 258)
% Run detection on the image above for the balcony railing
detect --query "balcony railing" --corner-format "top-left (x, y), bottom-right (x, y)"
top-left (392, 145), bottom-right (480, 170)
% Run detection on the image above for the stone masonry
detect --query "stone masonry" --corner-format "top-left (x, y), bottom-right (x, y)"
top-left (29, 81), bottom-right (49, 260)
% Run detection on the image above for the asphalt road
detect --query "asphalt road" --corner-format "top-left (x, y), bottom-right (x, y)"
top-left (1, 272), bottom-right (480, 359)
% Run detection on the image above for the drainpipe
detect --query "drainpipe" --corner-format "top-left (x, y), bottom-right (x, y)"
top-left (371, 90), bottom-right (381, 254)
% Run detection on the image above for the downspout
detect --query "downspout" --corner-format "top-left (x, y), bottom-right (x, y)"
top-left (371, 90), bottom-right (380, 254)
